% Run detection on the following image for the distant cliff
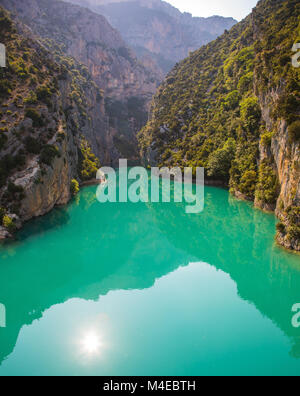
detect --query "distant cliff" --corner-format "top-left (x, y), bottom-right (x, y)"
top-left (66, 0), bottom-right (237, 75)
top-left (138, 0), bottom-right (300, 251)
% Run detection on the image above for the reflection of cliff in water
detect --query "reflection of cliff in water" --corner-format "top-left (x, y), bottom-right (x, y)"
top-left (0, 187), bottom-right (191, 364)
top-left (0, 183), bottom-right (300, 364)
top-left (147, 185), bottom-right (300, 358)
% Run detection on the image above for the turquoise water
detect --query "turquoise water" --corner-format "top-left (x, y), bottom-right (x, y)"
top-left (0, 181), bottom-right (300, 376)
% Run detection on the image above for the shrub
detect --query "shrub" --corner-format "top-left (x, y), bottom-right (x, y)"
top-left (288, 121), bottom-right (300, 143)
top-left (238, 72), bottom-right (253, 94)
top-left (255, 160), bottom-right (279, 204)
top-left (207, 138), bottom-right (236, 181)
top-left (24, 136), bottom-right (41, 154)
top-left (2, 215), bottom-right (16, 233)
top-left (275, 94), bottom-right (299, 124)
top-left (79, 139), bottom-right (100, 181)
top-left (239, 170), bottom-right (257, 198)
top-left (39, 145), bottom-right (60, 166)
top-left (286, 206), bottom-right (300, 226)
top-left (223, 91), bottom-right (240, 110)
top-left (276, 222), bottom-right (285, 233)
top-left (0, 207), bottom-right (5, 223)
top-left (36, 85), bottom-right (52, 105)
top-left (25, 108), bottom-right (44, 127)
top-left (24, 91), bottom-right (38, 105)
top-left (287, 226), bottom-right (300, 240)
top-left (0, 133), bottom-right (7, 150)
top-left (14, 153), bottom-right (26, 168)
top-left (240, 97), bottom-right (261, 133)
top-left (260, 131), bottom-right (274, 147)
top-left (0, 14), bottom-right (13, 34)
top-left (3, 182), bottom-right (25, 203)
top-left (70, 179), bottom-right (79, 196)
top-left (0, 155), bottom-right (26, 187)
top-left (0, 80), bottom-right (13, 97)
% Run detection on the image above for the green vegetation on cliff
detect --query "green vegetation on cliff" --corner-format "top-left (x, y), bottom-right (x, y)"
top-left (0, 7), bottom-right (63, 194)
top-left (78, 137), bottom-right (100, 181)
top-left (139, 0), bottom-right (300, 250)
top-left (0, 7), bottom-right (101, 234)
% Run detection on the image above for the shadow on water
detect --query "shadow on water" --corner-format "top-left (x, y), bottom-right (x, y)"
top-left (0, 183), bottom-right (300, 364)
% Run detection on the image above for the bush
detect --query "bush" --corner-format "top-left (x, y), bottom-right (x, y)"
top-left (0, 132), bottom-right (7, 150)
top-left (36, 85), bottom-right (52, 105)
top-left (238, 72), bottom-right (253, 94)
top-left (2, 215), bottom-right (16, 233)
top-left (275, 94), bottom-right (299, 124)
top-left (288, 121), bottom-right (300, 143)
top-left (24, 136), bottom-right (41, 154)
top-left (39, 145), bottom-right (60, 166)
top-left (0, 207), bottom-right (5, 223)
top-left (287, 226), bottom-right (300, 240)
top-left (25, 108), bottom-right (44, 127)
top-left (223, 91), bottom-right (240, 110)
top-left (70, 179), bottom-right (79, 196)
top-left (255, 160), bottom-right (279, 204)
top-left (207, 138), bottom-right (236, 181)
top-left (0, 155), bottom-right (26, 187)
top-left (79, 139), bottom-right (100, 181)
top-left (0, 79), bottom-right (13, 97)
top-left (24, 91), bottom-right (38, 105)
top-left (2, 182), bottom-right (25, 203)
top-left (286, 206), bottom-right (300, 226)
top-left (239, 170), bottom-right (257, 198)
top-left (240, 97), bottom-right (261, 133)
top-left (260, 131), bottom-right (274, 147)
top-left (0, 14), bottom-right (13, 35)
top-left (276, 222), bottom-right (285, 233)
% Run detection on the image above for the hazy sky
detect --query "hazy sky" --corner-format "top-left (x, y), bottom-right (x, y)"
top-left (167, 0), bottom-right (259, 21)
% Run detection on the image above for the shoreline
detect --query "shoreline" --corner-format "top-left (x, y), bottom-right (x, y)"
top-left (80, 179), bottom-right (101, 187)
top-left (1, 176), bottom-right (297, 254)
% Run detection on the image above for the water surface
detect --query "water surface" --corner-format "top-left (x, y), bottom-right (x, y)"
top-left (0, 182), bottom-right (300, 376)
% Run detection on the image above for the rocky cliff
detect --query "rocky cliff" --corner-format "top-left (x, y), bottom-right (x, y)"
top-left (0, 0), bottom-right (161, 164)
top-left (1, 0), bottom-right (160, 100)
top-left (66, 0), bottom-right (237, 75)
top-left (0, 7), bottom-right (103, 237)
top-left (138, 0), bottom-right (300, 251)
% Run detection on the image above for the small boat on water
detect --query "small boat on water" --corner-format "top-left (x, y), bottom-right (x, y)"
top-left (96, 169), bottom-right (107, 184)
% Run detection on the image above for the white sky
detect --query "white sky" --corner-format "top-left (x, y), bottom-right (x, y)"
top-left (166, 0), bottom-right (259, 21)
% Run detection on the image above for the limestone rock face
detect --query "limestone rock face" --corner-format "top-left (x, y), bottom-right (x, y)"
top-left (0, 7), bottom-right (104, 235)
top-left (0, 227), bottom-right (11, 240)
top-left (273, 127), bottom-right (300, 251)
top-left (255, 64), bottom-right (300, 252)
top-left (1, 0), bottom-right (160, 166)
top-left (255, 99), bottom-right (300, 252)
top-left (12, 141), bottom-right (73, 222)
top-left (67, 0), bottom-right (237, 75)
top-left (1, 0), bottom-right (160, 101)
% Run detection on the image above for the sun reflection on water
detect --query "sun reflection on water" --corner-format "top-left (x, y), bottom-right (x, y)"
top-left (80, 331), bottom-right (102, 356)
